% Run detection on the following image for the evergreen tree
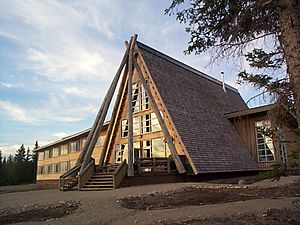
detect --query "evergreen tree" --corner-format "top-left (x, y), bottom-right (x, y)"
top-left (166, 0), bottom-right (300, 129)
top-left (0, 150), bottom-right (2, 184)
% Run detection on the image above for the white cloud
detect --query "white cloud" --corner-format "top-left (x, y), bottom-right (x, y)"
top-left (52, 132), bottom-right (68, 139)
top-left (0, 144), bottom-right (20, 157)
top-left (63, 87), bottom-right (88, 96)
top-left (0, 82), bottom-right (13, 88)
top-left (0, 100), bottom-right (34, 123)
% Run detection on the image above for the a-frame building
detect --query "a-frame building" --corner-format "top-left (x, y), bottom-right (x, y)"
top-left (59, 35), bottom-right (258, 191)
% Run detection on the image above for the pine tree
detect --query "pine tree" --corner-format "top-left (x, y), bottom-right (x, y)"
top-left (166, 0), bottom-right (300, 129)
top-left (0, 150), bottom-right (2, 184)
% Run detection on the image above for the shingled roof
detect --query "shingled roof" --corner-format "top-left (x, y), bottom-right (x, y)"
top-left (137, 42), bottom-right (258, 174)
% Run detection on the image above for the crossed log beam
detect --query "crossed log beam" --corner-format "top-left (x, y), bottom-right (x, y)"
top-left (77, 35), bottom-right (186, 177)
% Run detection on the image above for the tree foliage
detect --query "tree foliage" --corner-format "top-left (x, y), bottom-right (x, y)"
top-left (0, 143), bottom-right (37, 186)
top-left (166, 0), bottom-right (300, 131)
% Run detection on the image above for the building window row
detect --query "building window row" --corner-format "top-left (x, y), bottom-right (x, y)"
top-left (115, 138), bottom-right (170, 163)
top-left (121, 112), bottom-right (162, 137)
top-left (37, 160), bottom-right (77, 174)
top-left (38, 139), bottom-right (87, 160)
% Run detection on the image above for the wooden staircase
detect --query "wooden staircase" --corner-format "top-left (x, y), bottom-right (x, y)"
top-left (79, 160), bottom-right (128, 191)
top-left (81, 172), bottom-right (114, 191)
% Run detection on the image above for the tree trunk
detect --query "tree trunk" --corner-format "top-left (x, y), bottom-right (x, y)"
top-left (278, 0), bottom-right (300, 128)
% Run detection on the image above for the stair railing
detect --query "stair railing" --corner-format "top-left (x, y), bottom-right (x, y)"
top-left (113, 159), bottom-right (128, 189)
top-left (59, 163), bottom-right (82, 191)
top-left (78, 158), bottom-right (95, 190)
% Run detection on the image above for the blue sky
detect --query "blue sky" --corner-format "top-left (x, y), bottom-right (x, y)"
top-left (0, 0), bottom-right (264, 157)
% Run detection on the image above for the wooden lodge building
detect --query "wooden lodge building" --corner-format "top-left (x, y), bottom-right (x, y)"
top-left (34, 36), bottom-right (299, 191)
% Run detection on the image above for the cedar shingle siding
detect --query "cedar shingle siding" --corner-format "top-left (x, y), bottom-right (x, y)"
top-left (138, 42), bottom-right (258, 173)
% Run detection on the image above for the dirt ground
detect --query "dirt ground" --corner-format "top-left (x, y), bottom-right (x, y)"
top-left (0, 175), bottom-right (300, 225)
top-left (120, 180), bottom-right (300, 210)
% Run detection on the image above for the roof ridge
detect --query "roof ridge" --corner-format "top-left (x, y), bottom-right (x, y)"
top-left (136, 41), bottom-right (238, 93)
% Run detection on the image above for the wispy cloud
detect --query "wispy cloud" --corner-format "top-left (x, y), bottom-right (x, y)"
top-left (0, 82), bottom-right (14, 88)
top-left (0, 100), bottom-right (34, 123)
top-left (52, 132), bottom-right (68, 139)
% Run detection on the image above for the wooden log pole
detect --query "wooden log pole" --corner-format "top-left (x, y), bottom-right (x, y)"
top-left (127, 34), bottom-right (138, 176)
top-left (99, 61), bottom-right (129, 166)
top-left (133, 59), bottom-right (186, 174)
top-left (79, 38), bottom-right (132, 175)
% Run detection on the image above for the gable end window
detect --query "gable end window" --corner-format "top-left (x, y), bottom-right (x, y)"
top-left (255, 121), bottom-right (275, 162)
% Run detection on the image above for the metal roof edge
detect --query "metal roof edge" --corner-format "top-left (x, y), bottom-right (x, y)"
top-left (34, 121), bottom-right (110, 152)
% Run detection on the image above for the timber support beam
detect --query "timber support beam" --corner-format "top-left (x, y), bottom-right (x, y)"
top-left (133, 58), bottom-right (186, 174)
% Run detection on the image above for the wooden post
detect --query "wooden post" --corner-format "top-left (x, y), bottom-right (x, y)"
top-left (79, 39), bottom-right (132, 175)
top-left (99, 57), bottom-right (129, 166)
top-left (127, 34), bottom-right (138, 176)
top-left (133, 59), bottom-right (186, 174)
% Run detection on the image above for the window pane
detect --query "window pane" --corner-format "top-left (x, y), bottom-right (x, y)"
top-left (60, 144), bottom-right (68, 155)
top-left (152, 138), bottom-right (165, 157)
top-left (52, 147), bottom-right (59, 157)
top-left (61, 162), bottom-right (68, 172)
top-left (38, 152), bottom-right (44, 160)
top-left (255, 120), bottom-right (275, 162)
top-left (71, 141), bottom-right (80, 152)
top-left (121, 120), bottom-right (128, 137)
top-left (133, 116), bottom-right (140, 136)
top-left (52, 164), bottom-right (59, 173)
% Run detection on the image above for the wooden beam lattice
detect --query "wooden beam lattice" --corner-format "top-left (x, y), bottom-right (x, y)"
top-left (133, 58), bottom-right (186, 174)
top-left (78, 37), bottom-right (132, 175)
top-left (127, 34), bottom-right (138, 176)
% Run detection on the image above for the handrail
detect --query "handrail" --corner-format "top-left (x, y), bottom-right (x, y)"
top-left (113, 159), bottom-right (127, 176)
top-left (60, 163), bottom-right (82, 179)
top-left (78, 158), bottom-right (95, 190)
top-left (80, 158), bottom-right (95, 176)
top-left (113, 159), bottom-right (127, 189)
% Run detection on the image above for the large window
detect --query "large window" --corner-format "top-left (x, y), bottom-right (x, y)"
top-left (115, 144), bottom-right (128, 163)
top-left (70, 141), bottom-right (80, 152)
top-left (255, 121), bottom-right (275, 162)
top-left (121, 116), bottom-right (141, 137)
top-left (52, 147), bottom-right (59, 157)
top-left (60, 144), bottom-right (68, 155)
top-left (142, 138), bottom-right (170, 158)
top-left (133, 116), bottom-right (141, 136)
top-left (121, 119), bottom-right (128, 137)
top-left (141, 112), bottom-right (162, 134)
top-left (60, 162), bottom-right (68, 172)
top-left (140, 83), bottom-right (149, 111)
top-left (131, 82), bottom-right (149, 113)
top-left (132, 83), bottom-right (140, 113)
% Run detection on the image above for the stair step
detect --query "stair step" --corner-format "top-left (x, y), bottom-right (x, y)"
top-left (91, 175), bottom-right (113, 178)
top-left (89, 177), bottom-right (113, 181)
top-left (85, 181), bottom-right (113, 185)
top-left (80, 188), bottom-right (113, 191)
top-left (83, 183), bottom-right (113, 187)
top-left (82, 184), bottom-right (114, 188)
top-left (92, 173), bottom-right (113, 177)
